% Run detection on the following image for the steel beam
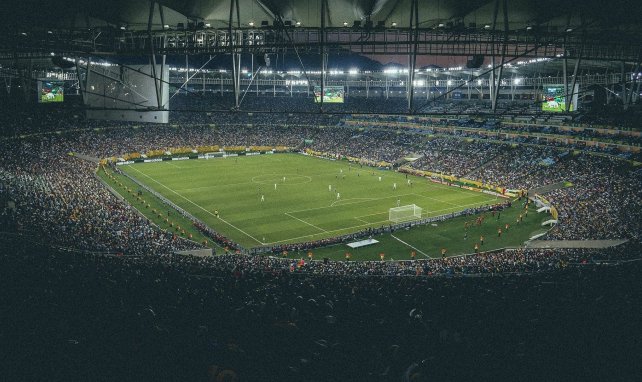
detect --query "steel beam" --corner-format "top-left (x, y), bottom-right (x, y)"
top-left (228, 0), bottom-right (242, 109)
top-left (320, 0), bottom-right (327, 112)
top-left (147, 0), bottom-right (163, 109)
top-left (407, 0), bottom-right (419, 113)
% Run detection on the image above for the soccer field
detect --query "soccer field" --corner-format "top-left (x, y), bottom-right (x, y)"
top-left (118, 153), bottom-right (501, 248)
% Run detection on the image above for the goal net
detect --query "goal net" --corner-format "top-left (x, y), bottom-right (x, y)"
top-left (389, 204), bottom-right (423, 223)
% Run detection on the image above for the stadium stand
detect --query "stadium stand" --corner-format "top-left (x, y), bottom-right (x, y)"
top-left (1, 0), bottom-right (641, 380)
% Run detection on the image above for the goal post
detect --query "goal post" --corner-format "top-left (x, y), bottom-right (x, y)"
top-left (389, 204), bottom-right (423, 223)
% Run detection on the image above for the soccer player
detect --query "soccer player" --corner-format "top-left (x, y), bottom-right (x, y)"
top-left (397, 198), bottom-right (401, 207)
top-left (329, 184), bottom-right (332, 192)
top-left (261, 194), bottom-right (265, 202)
top-left (480, 235), bottom-right (484, 245)
top-left (378, 176), bottom-right (382, 181)
top-left (274, 183), bottom-right (277, 190)
top-left (336, 192), bottom-right (340, 200)
top-left (393, 183), bottom-right (397, 190)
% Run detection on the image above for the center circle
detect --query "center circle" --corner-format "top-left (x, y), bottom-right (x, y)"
top-left (251, 174), bottom-right (312, 185)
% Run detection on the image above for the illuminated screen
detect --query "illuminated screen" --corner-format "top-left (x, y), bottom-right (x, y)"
top-left (314, 86), bottom-right (344, 103)
top-left (38, 80), bottom-right (64, 103)
top-left (541, 87), bottom-right (572, 112)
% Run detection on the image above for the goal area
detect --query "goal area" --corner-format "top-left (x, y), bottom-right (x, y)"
top-left (389, 204), bottom-right (423, 223)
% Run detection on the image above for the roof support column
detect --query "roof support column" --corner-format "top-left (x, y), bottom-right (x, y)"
top-left (407, 0), bottom-right (419, 113)
top-left (491, 0), bottom-right (509, 113)
top-left (565, 58), bottom-right (581, 112)
top-left (622, 61), bottom-right (640, 110)
top-left (320, 0), bottom-right (327, 112)
top-left (632, 61), bottom-right (642, 105)
top-left (75, 57), bottom-right (89, 105)
top-left (229, 0), bottom-right (242, 109)
top-left (147, 0), bottom-right (165, 109)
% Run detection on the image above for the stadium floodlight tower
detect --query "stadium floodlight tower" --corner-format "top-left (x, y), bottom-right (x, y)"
top-left (389, 204), bottom-right (423, 223)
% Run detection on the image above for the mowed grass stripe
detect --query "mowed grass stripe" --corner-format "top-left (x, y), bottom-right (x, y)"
top-left (121, 153), bottom-right (500, 247)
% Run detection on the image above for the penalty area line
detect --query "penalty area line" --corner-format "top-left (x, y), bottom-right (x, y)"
top-left (125, 165), bottom-right (265, 245)
top-left (390, 234), bottom-right (430, 258)
top-left (284, 212), bottom-right (328, 233)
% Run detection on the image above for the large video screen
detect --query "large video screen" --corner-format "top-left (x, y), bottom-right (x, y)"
top-left (314, 86), bottom-right (344, 103)
top-left (38, 80), bottom-right (64, 103)
top-left (541, 86), bottom-right (573, 112)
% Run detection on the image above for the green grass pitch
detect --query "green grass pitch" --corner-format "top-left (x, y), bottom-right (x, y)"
top-left (110, 153), bottom-right (547, 260)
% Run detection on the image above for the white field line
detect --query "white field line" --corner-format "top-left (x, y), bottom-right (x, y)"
top-left (172, 169), bottom-right (351, 192)
top-left (411, 193), bottom-right (463, 207)
top-left (390, 234), bottom-right (431, 258)
top-left (126, 165), bottom-right (265, 245)
top-left (263, 219), bottom-right (392, 245)
top-left (265, 199), bottom-right (493, 246)
top-left (353, 200), bottom-right (489, 220)
top-left (126, 164), bottom-right (495, 247)
top-left (330, 197), bottom-right (375, 207)
top-left (353, 216), bottom-right (370, 224)
top-left (412, 192), bottom-right (496, 207)
top-left (287, 193), bottom-right (417, 214)
top-left (166, 162), bottom-right (183, 169)
top-left (284, 212), bottom-right (328, 233)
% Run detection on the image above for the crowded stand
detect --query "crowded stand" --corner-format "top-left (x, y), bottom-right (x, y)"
top-left (1, 115), bottom-right (640, 260)
top-left (409, 138), bottom-right (506, 178)
top-left (1, 237), bottom-right (640, 381)
top-left (3, 0), bottom-right (642, 378)
top-left (0, 98), bottom-right (641, 382)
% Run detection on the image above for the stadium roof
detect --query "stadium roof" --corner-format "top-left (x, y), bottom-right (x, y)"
top-left (0, 0), bottom-right (640, 73)
top-left (2, 0), bottom-right (641, 34)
